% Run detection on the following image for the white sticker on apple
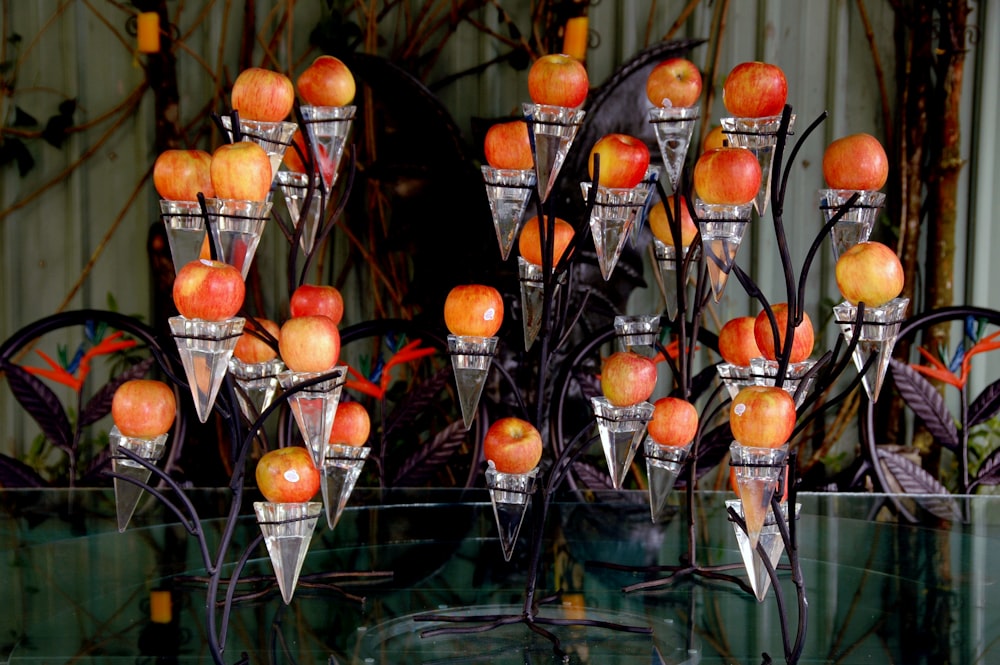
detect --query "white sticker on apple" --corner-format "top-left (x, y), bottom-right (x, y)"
top-left (283, 469), bottom-right (301, 482)
top-left (484, 308), bottom-right (497, 321)
top-left (733, 404), bottom-right (746, 416)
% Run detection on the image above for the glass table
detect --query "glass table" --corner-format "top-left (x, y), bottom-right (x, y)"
top-left (2, 488), bottom-right (999, 664)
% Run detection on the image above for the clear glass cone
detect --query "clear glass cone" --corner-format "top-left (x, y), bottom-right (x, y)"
top-left (448, 335), bottom-right (498, 429)
top-left (275, 171), bottom-right (324, 255)
top-left (518, 257), bottom-right (564, 350)
top-left (730, 442), bottom-right (789, 552)
top-left (591, 397), bottom-right (654, 489)
top-left (581, 182), bottom-right (644, 280)
top-left (110, 427), bottom-right (166, 532)
top-left (253, 501), bottom-right (322, 604)
top-left (169, 316), bottom-right (244, 423)
top-left (203, 198), bottom-right (272, 279)
top-left (818, 189), bottom-right (886, 261)
top-left (279, 368), bottom-right (346, 469)
top-left (653, 241), bottom-right (693, 321)
top-left (717, 362), bottom-right (756, 400)
top-left (523, 103), bottom-right (585, 203)
top-left (228, 357), bottom-right (285, 424)
top-left (833, 298), bottom-right (910, 402)
top-left (160, 200), bottom-right (207, 275)
top-left (481, 166), bottom-right (536, 261)
top-left (721, 114), bottom-right (795, 216)
top-left (485, 461), bottom-right (538, 562)
top-left (320, 444), bottom-right (370, 530)
top-left (648, 105), bottom-right (699, 192)
top-left (614, 315), bottom-right (661, 352)
top-left (299, 105), bottom-right (356, 191)
top-left (694, 201), bottom-right (753, 302)
top-left (728, 499), bottom-right (800, 602)
top-left (644, 437), bottom-right (692, 523)
top-left (220, 117), bottom-right (298, 183)
top-left (749, 358), bottom-right (818, 408)
top-left (630, 167), bottom-right (660, 247)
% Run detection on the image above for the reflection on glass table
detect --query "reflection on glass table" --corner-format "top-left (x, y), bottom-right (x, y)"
top-left (2, 488), bottom-right (999, 664)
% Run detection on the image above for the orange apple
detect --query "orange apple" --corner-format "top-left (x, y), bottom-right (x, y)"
top-left (701, 125), bottom-right (726, 152)
top-left (296, 55), bottom-right (355, 107)
top-left (600, 351), bottom-right (657, 407)
top-left (823, 133), bottom-right (889, 191)
top-left (692, 146), bottom-right (762, 205)
top-left (172, 259), bottom-right (245, 321)
top-left (729, 385), bottom-right (796, 448)
top-left (527, 54), bottom-right (589, 108)
top-left (484, 121), bottom-right (533, 170)
top-left (722, 62), bottom-right (788, 118)
top-left (210, 142), bottom-right (273, 201)
top-left (718, 316), bottom-right (761, 367)
top-left (231, 67), bottom-right (295, 122)
top-left (835, 241), bottom-right (904, 307)
top-left (518, 215), bottom-right (574, 267)
top-left (112, 379), bottom-right (176, 438)
top-left (648, 196), bottom-right (697, 247)
top-left (645, 58), bottom-right (702, 108)
top-left (289, 284), bottom-right (344, 325)
top-left (483, 417), bottom-right (543, 474)
top-left (255, 446), bottom-right (320, 503)
top-left (753, 304), bottom-right (814, 363)
top-left (234, 318), bottom-right (280, 364)
top-left (153, 150), bottom-right (215, 201)
top-left (329, 401), bottom-right (370, 446)
top-left (279, 315), bottom-right (340, 373)
top-left (444, 284), bottom-right (504, 337)
top-left (282, 129), bottom-right (336, 184)
top-left (647, 397), bottom-right (698, 447)
top-left (588, 133), bottom-right (650, 189)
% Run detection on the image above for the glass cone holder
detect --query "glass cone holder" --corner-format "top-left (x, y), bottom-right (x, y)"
top-left (727, 499), bottom-right (801, 602)
top-left (749, 357), bottom-right (818, 408)
top-left (833, 297), bottom-right (910, 402)
top-left (694, 200), bottom-right (753, 302)
top-left (648, 105), bottom-right (699, 192)
top-left (590, 397), bottom-right (655, 489)
top-left (481, 166), bottom-right (537, 260)
top-left (653, 240), bottom-right (694, 321)
top-left (716, 362), bottom-right (756, 400)
top-left (320, 444), bottom-right (370, 530)
top-left (720, 114), bottom-right (796, 216)
top-left (275, 171), bottom-right (324, 255)
top-left (580, 182), bottom-right (644, 280)
top-left (299, 104), bottom-right (356, 191)
top-left (614, 315), bottom-right (661, 352)
top-left (818, 189), bottom-right (887, 261)
top-left (447, 335), bottom-right (498, 430)
top-left (160, 200), bottom-right (207, 275)
top-left (109, 426), bottom-right (167, 532)
top-left (629, 166), bottom-right (661, 246)
top-left (228, 357), bottom-right (285, 424)
top-left (220, 116), bottom-right (298, 182)
top-left (729, 442), bottom-right (789, 553)
top-left (203, 198), bottom-right (272, 279)
top-left (169, 316), bottom-right (245, 423)
top-left (485, 461), bottom-right (538, 562)
top-left (644, 437), bottom-right (692, 523)
top-left (253, 501), bottom-right (322, 604)
top-left (523, 103), bottom-right (585, 203)
top-left (278, 368), bottom-right (347, 469)
top-left (518, 257), bottom-right (565, 350)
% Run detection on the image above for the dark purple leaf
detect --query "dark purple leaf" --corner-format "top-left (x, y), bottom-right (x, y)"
top-left (0, 453), bottom-right (47, 488)
top-left (878, 449), bottom-right (962, 522)
top-left (890, 359), bottom-right (960, 451)
top-left (392, 419), bottom-right (467, 486)
top-left (694, 423), bottom-right (733, 479)
top-left (972, 446), bottom-right (1000, 489)
top-left (969, 378), bottom-right (1000, 428)
top-left (2, 362), bottom-right (72, 452)
top-left (385, 367), bottom-right (451, 437)
top-left (571, 460), bottom-right (616, 490)
top-left (573, 368), bottom-right (602, 402)
top-left (79, 357), bottom-right (155, 427)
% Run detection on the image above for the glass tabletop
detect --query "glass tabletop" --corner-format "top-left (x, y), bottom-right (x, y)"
top-left (2, 487), bottom-right (999, 664)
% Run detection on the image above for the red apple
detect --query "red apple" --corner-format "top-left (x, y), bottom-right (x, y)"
top-left (692, 146), bottom-right (762, 205)
top-left (289, 284), bottom-right (344, 325)
top-left (647, 397), bottom-right (698, 447)
top-left (518, 215), bottom-right (575, 267)
top-left (718, 316), bottom-right (761, 367)
top-left (722, 62), bottom-right (788, 118)
top-left (588, 133), bottom-right (650, 189)
top-left (112, 379), bottom-right (176, 438)
top-left (483, 417), bottom-right (543, 474)
top-left (484, 121), bottom-right (533, 170)
top-left (729, 385), bottom-right (796, 448)
top-left (702, 125), bottom-right (726, 152)
top-left (527, 54), bottom-right (589, 108)
top-left (823, 133), bottom-right (889, 191)
top-left (329, 401), bottom-right (370, 446)
top-left (234, 318), bottom-right (280, 364)
top-left (173, 259), bottom-right (245, 321)
top-left (835, 241), bottom-right (904, 307)
top-left (753, 304), bottom-right (814, 364)
top-left (648, 196), bottom-right (697, 247)
top-left (231, 67), bottom-right (295, 122)
top-left (279, 315), bottom-right (340, 373)
top-left (444, 284), bottom-right (504, 337)
top-left (255, 446), bottom-right (320, 503)
top-left (210, 142), bottom-right (273, 201)
top-left (153, 150), bottom-right (215, 201)
top-left (296, 55), bottom-right (355, 107)
top-left (645, 58), bottom-right (702, 108)
top-left (600, 351), bottom-right (657, 407)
